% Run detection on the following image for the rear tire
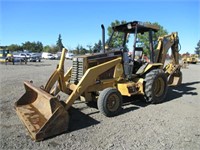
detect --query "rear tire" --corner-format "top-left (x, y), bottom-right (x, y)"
top-left (144, 69), bottom-right (168, 104)
top-left (97, 88), bottom-right (122, 117)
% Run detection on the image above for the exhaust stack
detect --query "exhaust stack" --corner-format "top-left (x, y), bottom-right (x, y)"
top-left (101, 24), bottom-right (105, 53)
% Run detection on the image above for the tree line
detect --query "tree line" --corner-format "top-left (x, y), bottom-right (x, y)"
top-left (3, 34), bottom-right (65, 54)
top-left (3, 33), bottom-right (102, 55)
top-left (2, 21), bottom-right (200, 56)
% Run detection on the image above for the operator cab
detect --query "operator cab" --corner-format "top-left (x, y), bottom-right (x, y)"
top-left (106, 21), bottom-right (159, 78)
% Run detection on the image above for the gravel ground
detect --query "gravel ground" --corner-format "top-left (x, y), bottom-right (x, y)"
top-left (0, 60), bottom-right (200, 150)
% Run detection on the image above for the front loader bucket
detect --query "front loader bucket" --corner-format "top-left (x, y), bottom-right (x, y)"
top-left (15, 81), bottom-right (69, 141)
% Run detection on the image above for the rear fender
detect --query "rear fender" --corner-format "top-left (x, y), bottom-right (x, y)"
top-left (137, 63), bottom-right (163, 75)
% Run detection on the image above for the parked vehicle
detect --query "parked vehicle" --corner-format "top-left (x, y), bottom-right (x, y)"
top-left (13, 52), bottom-right (29, 63)
top-left (54, 52), bottom-right (62, 59)
top-left (42, 52), bottom-right (50, 59)
top-left (42, 52), bottom-right (55, 59)
top-left (29, 53), bottom-right (41, 62)
top-left (182, 54), bottom-right (199, 64)
top-left (65, 53), bottom-right (74, 59)
top-left (47, 53), bottom-right (55, 59)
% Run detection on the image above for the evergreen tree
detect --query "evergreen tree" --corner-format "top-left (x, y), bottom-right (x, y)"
top-left (56, 34), bottom-right (64, 51)
top-left (195, 40), bottom-right (200, 55)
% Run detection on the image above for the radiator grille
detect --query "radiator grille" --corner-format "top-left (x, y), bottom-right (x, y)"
top-left (70, 58), bottom-right (84, 84)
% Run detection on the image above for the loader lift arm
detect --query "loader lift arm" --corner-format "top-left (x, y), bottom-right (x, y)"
top-left (44, 48), bottom-right (72, 95)
top-left (64, 57), bottom-right (122, 110)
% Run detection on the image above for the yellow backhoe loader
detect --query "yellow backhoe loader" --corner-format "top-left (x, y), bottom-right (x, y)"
top-left (0, 49), bottom-right (14, 64)
top-left (15, 21), bottom-right (182, 141)
top-left (186, 54), bottom-right (198, 64)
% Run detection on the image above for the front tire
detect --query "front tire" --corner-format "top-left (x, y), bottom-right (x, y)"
top-left (144, 69), bottom-right (168, 104)
top-left (97, 88), bottom-right (122, 117)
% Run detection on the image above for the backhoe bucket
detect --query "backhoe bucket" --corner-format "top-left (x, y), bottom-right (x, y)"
top-left (168, 71), bottom-right (182, 86)
top-left (15, 81), bottom-right (69, 141)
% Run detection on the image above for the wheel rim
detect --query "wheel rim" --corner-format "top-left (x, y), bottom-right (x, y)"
top-left (106, 93), bottom-right (120, 112)
top-left (154, 77), bottom-right (165, 97)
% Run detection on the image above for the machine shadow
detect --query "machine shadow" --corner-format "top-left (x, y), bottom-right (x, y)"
top-left (163, 81), bottom-right (200, 103)
top-left (68, 107), bottom-right (100, 132)
top-left (120, 95), bottom-right (148, 115)
top-left (44, 106), bottom-right (100, 141)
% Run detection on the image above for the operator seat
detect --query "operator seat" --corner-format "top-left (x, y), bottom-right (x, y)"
top-left (132, 47), bottom-right (144, 74)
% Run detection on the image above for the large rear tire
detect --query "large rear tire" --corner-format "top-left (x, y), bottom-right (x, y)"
top-left (144, 69), bottom-right (168, 104)
top-left (97, 88), bottom-right (122, 117)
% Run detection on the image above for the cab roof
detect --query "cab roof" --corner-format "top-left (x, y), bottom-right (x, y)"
top-left (112, 21), bottom-right (159, 33)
